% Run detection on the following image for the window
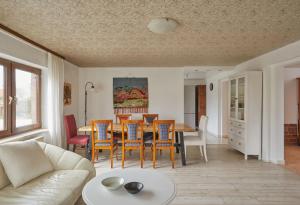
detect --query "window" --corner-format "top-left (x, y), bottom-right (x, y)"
top-left (0, 58), bottom-right (41, 138)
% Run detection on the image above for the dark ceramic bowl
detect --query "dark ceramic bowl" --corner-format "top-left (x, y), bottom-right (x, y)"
top-left (124, 182), bottom-right (144, 194)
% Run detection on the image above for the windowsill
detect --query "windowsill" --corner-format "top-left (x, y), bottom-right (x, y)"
top-left (0, 128), bottom-right (49, 144)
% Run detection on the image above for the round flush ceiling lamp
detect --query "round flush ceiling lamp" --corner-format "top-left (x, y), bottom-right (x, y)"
top-left (147, 18), bottom-right (178, 34)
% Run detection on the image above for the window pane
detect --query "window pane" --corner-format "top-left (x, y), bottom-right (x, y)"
top-left (0, 65), bottom-right (5, 130)
top-left (16, 69), bottom-right (38, 127)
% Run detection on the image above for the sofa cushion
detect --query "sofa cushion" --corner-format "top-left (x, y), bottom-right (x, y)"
top-left (0, 140), bottom-right (53, 188)
top-left (0, 170), bottom-right (89, 205)
top-left (0, 162), bottom-right (10, 189)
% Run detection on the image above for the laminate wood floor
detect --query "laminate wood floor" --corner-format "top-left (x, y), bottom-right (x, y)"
top-left (76, 144), bottom-right (300, 205)
top-left (284, 144), bottom-right (300, 175)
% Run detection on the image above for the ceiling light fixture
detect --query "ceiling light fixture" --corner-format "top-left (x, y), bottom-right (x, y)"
top-left (147, 18), bottom-right (178, 34)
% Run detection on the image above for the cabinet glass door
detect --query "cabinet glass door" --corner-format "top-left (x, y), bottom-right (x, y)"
top-left (237, 77), bottom-right (245, 121)
top-left (230, 79), bottom-right (237, 119)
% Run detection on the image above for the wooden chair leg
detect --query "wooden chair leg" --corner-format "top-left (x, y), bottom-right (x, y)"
top-left (67, 144), bottom-right (70, 150)
top-left (73, 144), bottom-right (76, 152)
top-left (96, 150), bottom-right (99, 160)
top-left (171, 147), bottom-right (175, 169)
top-left (92, 147), bottom-right (95, 163)
top-left (160, 150), bottom-right (162, 156)
top-left (122, 147), bottom-right (125, 168)
top-left (151, 146), bottom-right (153, 161)
top-left (110, 148), bottom-right (113, 168)
top-left (153, 146), bottom-right (156, 168)
top-left (140, 146), bottom-right (143, 168)
top-left (115, 145), bottom-right (119, 161)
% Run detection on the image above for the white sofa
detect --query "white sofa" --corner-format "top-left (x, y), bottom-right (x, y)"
top-left (0, 142), bottom-right (96, 205)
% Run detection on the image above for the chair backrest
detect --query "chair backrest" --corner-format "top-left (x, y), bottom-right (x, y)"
top-left (122, 120), bottom-right (144, 142)
top-left (116, 114), bottom-right (132, 124)
top-left (143, 114), bottom-right (159, 125)
top-left (91, 120), bottom-right (113, 143)
top-left (198, 116), bottom-right (208, 142)
top-left (153, 120), bottom-right (175, 143)
top-left (64, 115), bottom-right (78, 142)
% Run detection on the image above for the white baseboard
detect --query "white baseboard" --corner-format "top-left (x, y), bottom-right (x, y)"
top-left (262, 159), bottom-right (285, 165)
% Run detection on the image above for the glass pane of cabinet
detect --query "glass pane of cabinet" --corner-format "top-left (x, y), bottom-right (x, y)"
top-left (237, 77), bottom-right (245, 121)
top-left (230, 79), bottom-right (236, 119)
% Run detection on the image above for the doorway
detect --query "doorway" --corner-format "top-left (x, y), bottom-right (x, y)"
top-left (284, 66), bottom-right (300, 174)
top-left (184, 84), bottom-right (206, 129)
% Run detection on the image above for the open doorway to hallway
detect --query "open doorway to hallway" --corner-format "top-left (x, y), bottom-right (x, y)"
top-left (284, 65), bottom-right (300, 175)
top-left (183, 84), bottom-right (206, 129)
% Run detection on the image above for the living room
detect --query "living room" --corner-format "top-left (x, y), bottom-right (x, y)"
top-left (1, 1), bottom-right (300, 205)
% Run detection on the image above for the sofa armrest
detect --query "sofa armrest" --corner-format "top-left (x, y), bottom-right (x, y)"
top-left (38, 142), bottom-right (96, 180)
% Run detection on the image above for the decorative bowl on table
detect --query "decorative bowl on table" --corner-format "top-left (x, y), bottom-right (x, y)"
top-left (124, 182), bottom-right (144, 194)
top-left (101, 177), bottom-right (124, 190)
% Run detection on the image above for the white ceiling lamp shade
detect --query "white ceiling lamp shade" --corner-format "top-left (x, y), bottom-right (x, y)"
top-left (147, 18), bottom-right (178, 34)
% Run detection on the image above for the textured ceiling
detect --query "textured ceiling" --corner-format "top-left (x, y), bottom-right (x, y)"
top-left (1, 0), bottom-right (300, 67)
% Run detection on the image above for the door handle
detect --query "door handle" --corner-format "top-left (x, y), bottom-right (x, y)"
top-left (8, 96), bottom-right (13, 105)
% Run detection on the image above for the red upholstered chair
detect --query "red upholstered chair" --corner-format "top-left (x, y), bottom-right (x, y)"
top-left (64, 115), bottom-right (89, 152)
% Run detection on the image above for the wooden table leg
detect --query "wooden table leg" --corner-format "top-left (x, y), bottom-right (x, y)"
top-left (175, 132), bottom-right (179, 153)
top-left (179, 131), bottom-right (186, 166)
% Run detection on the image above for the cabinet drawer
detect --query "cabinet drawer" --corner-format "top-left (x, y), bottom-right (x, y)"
top-left (235, 122), bottom-right (245, 128)
top-left (229, 135), bottom-right (245, 153)
top-left (228, 136), bottom-right (236, 147)
top-left (236, 138), bottom-right (245, 153)
top-left (229, 121), bottom-right (245, 128)
top-left (228, 126), bottom-right (245, 138)
top-left (235, 127), bottom-right (245, 138)
top-left (228, 126), bottom-right (235, 134)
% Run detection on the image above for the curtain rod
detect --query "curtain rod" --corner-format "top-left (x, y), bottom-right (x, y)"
top-left (0, 23), bottom-right (65, 60)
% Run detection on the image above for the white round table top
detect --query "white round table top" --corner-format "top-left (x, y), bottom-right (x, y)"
top-left (82, 169), bottom-right (176, 205)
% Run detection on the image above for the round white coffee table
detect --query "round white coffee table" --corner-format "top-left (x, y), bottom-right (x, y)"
top-left (82, 169), bottom-right (176, 205)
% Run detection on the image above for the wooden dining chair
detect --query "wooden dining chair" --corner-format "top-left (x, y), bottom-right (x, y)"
top-left (152, 120), bottom-right (175, 168)
top-left (91, 120), bottom-right (118, 168)
top-left (142, 114), bottom-right (159, 125)
top-left (121, 120), bottom-right (144, 168)
top-left (116, 114), bottom-right (132, 124)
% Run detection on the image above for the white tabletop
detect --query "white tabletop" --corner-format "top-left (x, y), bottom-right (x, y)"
top-left (82, 169), bottom-right (176, 205)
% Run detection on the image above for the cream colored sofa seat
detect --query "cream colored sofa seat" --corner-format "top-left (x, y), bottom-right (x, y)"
top-left (0, 142), bottom-right (96, 205)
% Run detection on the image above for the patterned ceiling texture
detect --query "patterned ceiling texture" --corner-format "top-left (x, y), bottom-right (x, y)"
top-left (0, 0), bottom-right (300, 67)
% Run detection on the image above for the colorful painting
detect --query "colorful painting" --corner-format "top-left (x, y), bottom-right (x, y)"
top-left (64, 82), bottom-right (71, 106)
top-left (113, 78), bottom-right (148, 113)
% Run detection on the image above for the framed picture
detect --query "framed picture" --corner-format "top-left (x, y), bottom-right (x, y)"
top-left (64, 82), bottom-right (71, 106)
top-left (113, 78), bottom-right (148, 113)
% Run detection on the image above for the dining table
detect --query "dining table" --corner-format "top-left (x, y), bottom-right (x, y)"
top-left (78, 123), bottom-right (195, 166)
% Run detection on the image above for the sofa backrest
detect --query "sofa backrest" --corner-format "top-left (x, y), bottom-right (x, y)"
top-left (0, 141), bottom-right (95, 190)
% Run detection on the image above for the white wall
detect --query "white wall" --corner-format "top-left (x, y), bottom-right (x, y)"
top-left (0, 31), bottom-right (47, 68)
top-left (184, 79), bottom-right (205, 85)
top-left (77, 67), bottom-right (184, 126)
top-left (284, 68), bottom-right (300, 124)
top-left (63, 61), bottom-right (79, 121)
top-left (205, 71), bottom-right (232, 136)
